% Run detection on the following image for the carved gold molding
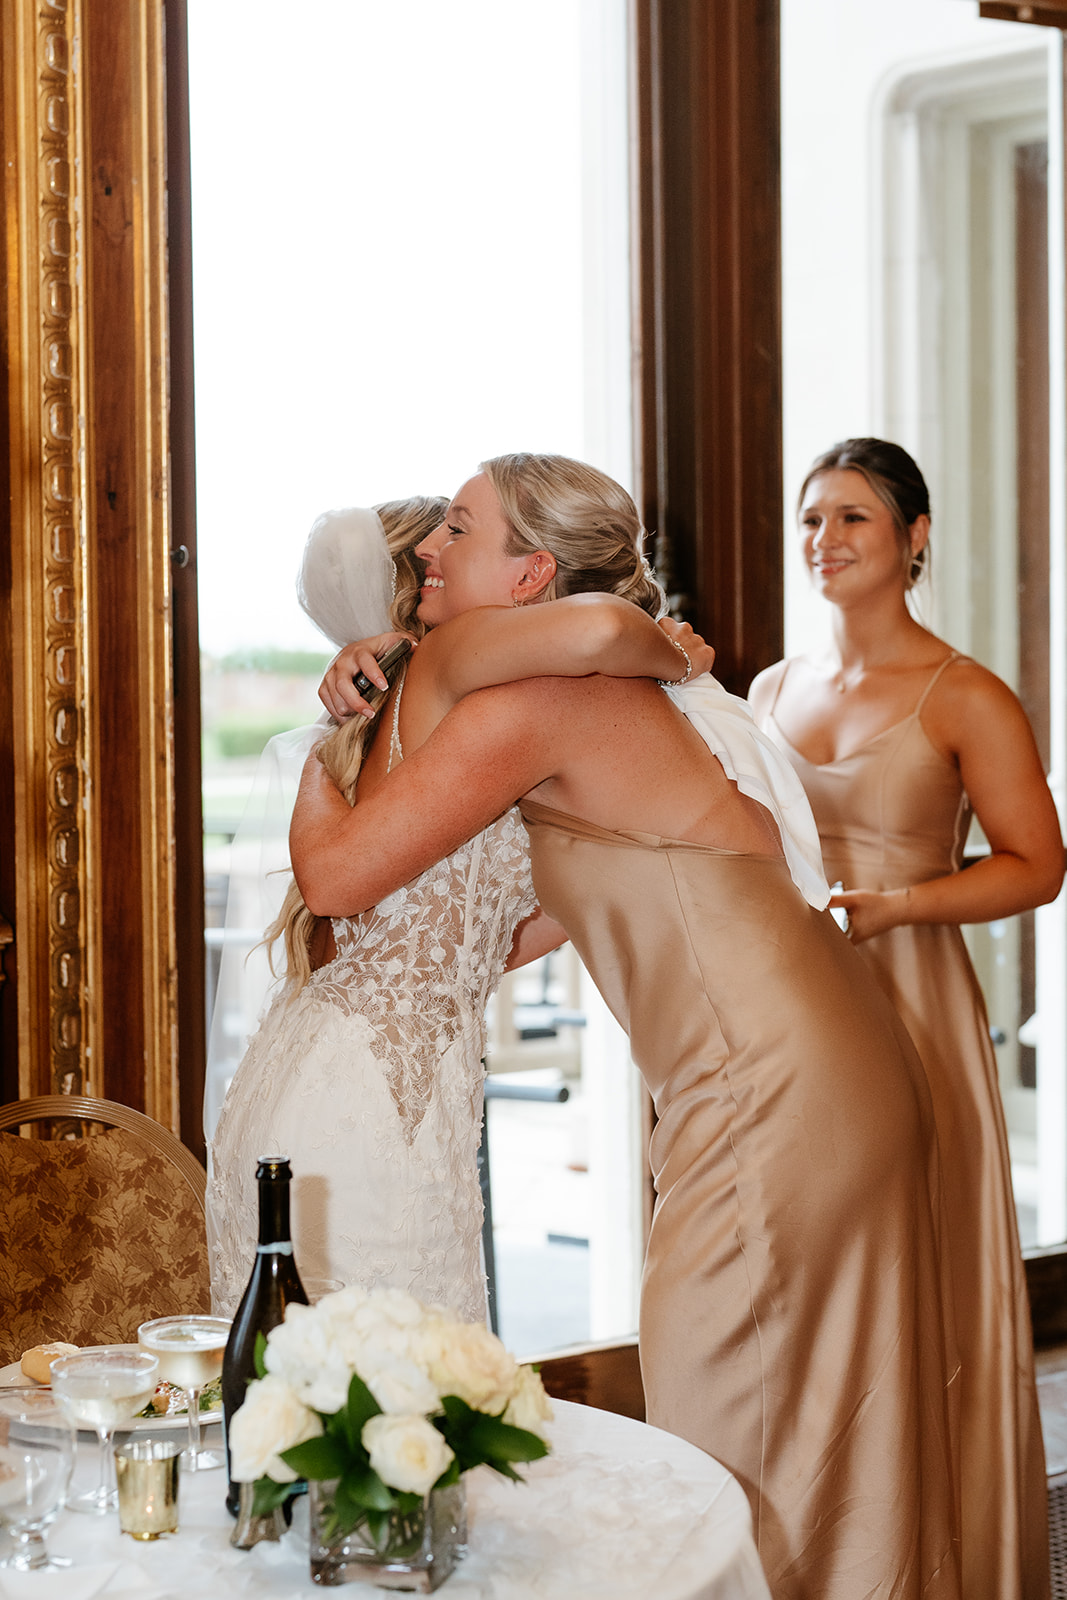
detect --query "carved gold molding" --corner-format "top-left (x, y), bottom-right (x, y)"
top-left (4, 0), bottom-right (87, 1098)
top-left (3, 0), bottom-right (178, 1126)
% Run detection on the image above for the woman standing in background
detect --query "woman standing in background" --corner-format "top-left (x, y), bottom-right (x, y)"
top-left (751, 436), bottom-right (1063, 1600)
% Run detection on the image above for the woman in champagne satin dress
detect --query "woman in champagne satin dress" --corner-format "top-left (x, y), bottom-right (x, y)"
top-left (751, 437), bottom-right (1064, 1600)
top-left (297, 452), bottom-right (964, 1599)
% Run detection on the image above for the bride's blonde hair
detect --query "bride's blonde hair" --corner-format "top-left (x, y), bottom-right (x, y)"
top-left (268, 494), bottom-right (445, 989)
top-left (480, 453), bottom-right (664, 617)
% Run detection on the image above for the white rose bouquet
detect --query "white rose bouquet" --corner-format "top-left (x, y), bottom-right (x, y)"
top-left (229, 1286), bottom-right (553, 1543)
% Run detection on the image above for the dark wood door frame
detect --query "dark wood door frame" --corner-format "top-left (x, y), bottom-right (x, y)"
top-left (630, 0), bottom-right (784, 694)
top-left (164, 0), bottom-right (206, 1164)
top-left (978, 0), bottom-right (1067, 1343)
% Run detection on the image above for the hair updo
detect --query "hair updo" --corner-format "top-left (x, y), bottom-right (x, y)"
top-left (798, 437), bottom-right (931, 586)
top-left (480, 453), bottom-right (664, 618)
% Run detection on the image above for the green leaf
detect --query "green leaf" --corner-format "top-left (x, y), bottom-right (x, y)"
top-left (466, 1415), bottom-right (549, 1464)
top-left (250, 1476), bottom-right (292, 1516)
top-left (433, 1457), bottom-right (462, 1490)
top-left (280, 1434), bottom-right (350, 1480)
top-left (342, 1372), bottom-right (382, 1455)
top-left (339, 1461), bottom-right (394, 1513)
top-left (365, 1508), bottom-right (392, 1548)
top-left (439, 1394), bottom-right (477, 1429)
top-left (332, 1476), bottom-right (372, 1538)
top-left (253, 1331), bottom-right (268, 1380)
top-left (435, 1396), bottom-right (549, 1476)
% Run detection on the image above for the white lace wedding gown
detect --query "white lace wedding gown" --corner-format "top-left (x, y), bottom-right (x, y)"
top-left (208, 674), bottom-right (538, 1323)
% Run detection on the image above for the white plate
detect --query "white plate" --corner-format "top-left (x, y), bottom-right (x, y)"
top-left (0, 1362), bottom-right (222, 1428)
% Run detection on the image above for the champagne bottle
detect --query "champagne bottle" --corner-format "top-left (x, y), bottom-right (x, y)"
top-left (222, 1155), bottom-right (308, 1516)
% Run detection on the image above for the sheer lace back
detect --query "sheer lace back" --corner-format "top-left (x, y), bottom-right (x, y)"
top-left (317, 817), bottom-right (534, 1144)
top-left (311, 669), bottom-right (535, 1143)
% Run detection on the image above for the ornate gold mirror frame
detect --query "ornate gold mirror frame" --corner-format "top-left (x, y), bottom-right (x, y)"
top-left (1, 0), bottom-right (178, 1128)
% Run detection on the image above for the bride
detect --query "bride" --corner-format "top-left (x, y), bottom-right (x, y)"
top-left (291, 453), bottom-right (963, 1600)
top-left (208, 492), bottom-right (710, 1321)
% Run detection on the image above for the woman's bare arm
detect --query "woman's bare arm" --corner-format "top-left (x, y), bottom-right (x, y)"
top-left (504, 907), bottom-right (569, 970)
top-left (319, 598), bottom-right (712, 721)
top-left (292, 681), bottom-right (557, 916)
top-left (837, 664), bottom-right (1064, 942)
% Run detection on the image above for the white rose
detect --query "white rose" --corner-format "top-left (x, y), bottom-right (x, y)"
top-left (362, 1414), bottom-right (454, 1496)
top-left (229, 1374), bottom-right (323, 1483)
top-left (419, 1316), bottom-right (518, 1414)
top-left (351, 1288), bottom-right (426, 1345)
top-left (503, 1366), bottom-right (554, 1438)
top-left (265, 1307), bottom-right (353, 1415)
top-left (361, 1352), bottom-right (441, 1416)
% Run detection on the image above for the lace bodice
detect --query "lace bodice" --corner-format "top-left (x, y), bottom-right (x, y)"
top-left (293, 670), bottom-right (536, 1140)
top-left (311, 809), bottom-right (536, 1142)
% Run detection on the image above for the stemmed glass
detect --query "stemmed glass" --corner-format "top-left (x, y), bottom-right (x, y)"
top-left (50, 1346), bottom-right (159, 1515)
top-left (137, 1315), bottom-right (230, 1472)
top-left (0, 1389), bottom-right (75, 1567)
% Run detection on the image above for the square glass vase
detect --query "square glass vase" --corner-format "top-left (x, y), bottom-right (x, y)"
top-left (308, 1478), bottom-right (467, 1592)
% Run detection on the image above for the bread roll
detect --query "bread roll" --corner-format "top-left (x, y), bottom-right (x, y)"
top-left (20, 1342), bottom-right (78, 1384)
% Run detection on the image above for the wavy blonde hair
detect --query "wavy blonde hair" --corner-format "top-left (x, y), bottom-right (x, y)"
top-left (480, 453), bottom-right (664, 617)
top-left (267, 494), bottom-right (446, 989)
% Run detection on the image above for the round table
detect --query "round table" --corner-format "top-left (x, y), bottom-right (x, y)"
top-left (0, 1401), bottom-right (770, 1599)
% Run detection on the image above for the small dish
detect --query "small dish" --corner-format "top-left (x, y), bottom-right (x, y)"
top-left (0, 1363), bottom-right (222, 1429)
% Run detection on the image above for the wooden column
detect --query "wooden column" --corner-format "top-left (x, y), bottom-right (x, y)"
top-left (631, 0), bottom-right (783, 694)
top-left (0, 0), bottom-right (179, 1127)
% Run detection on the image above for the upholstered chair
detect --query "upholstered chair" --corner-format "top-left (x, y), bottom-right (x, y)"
top-left (0, 1096), bottom-right (209, 1367)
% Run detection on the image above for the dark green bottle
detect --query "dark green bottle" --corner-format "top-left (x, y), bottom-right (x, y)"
top-left (221, 1156), bottom-right (308, 1516)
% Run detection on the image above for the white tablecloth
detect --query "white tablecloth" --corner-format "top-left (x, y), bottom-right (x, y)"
top-left (0, 1401), bottom-right (770, 1600)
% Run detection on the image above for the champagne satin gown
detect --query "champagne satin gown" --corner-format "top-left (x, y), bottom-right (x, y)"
top-left (520, 798), bottom-right (962, 1600)
top-left (763, 653), bottom-right (1049, 1600)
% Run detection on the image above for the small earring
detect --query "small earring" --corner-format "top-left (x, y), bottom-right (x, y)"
top-left (512, 592), bottom-right (525, 609)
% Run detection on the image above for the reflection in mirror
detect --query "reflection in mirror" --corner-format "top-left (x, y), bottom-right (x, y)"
top-left (188, 0), bottom-right (641, 1354)
top-left (781, 0), bottom-right (1065, 1244)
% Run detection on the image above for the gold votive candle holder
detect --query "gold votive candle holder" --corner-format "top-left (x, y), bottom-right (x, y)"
top-left (114, 1437), bottom-right (180, 1539)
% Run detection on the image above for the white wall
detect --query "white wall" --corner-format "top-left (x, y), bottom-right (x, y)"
top-left (780, 0), bottom-right (1030, 657)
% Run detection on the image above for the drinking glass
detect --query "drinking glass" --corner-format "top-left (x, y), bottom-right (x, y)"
top-left (137, 1315), bottom-right (230, 1472)
top-left (0, 1389), bottom-right (74, 1566)
top-left (50, 1346), bottom-right (159, 1515)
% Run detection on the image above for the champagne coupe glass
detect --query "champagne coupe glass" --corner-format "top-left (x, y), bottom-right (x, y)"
top-left (0, 1390), bottom-right (74, 1569)
top-left (49, 1347), bottom-right (158, 1516)
top-left (137, 1315), bottom-right (230, 1472)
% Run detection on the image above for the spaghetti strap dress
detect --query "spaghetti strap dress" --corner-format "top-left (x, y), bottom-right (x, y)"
top-left (762, 654), bottom-right (1048, 1600)
top-left (519, 798), bottom-right (962, 1600)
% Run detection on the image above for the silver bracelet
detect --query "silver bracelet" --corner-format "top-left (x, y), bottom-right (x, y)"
top-left (659, 636), bottom-right (693, 687)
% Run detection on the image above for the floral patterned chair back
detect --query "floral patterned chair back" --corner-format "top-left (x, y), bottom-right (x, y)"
top-left (0, 1095), bottom-right (209, 1366)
